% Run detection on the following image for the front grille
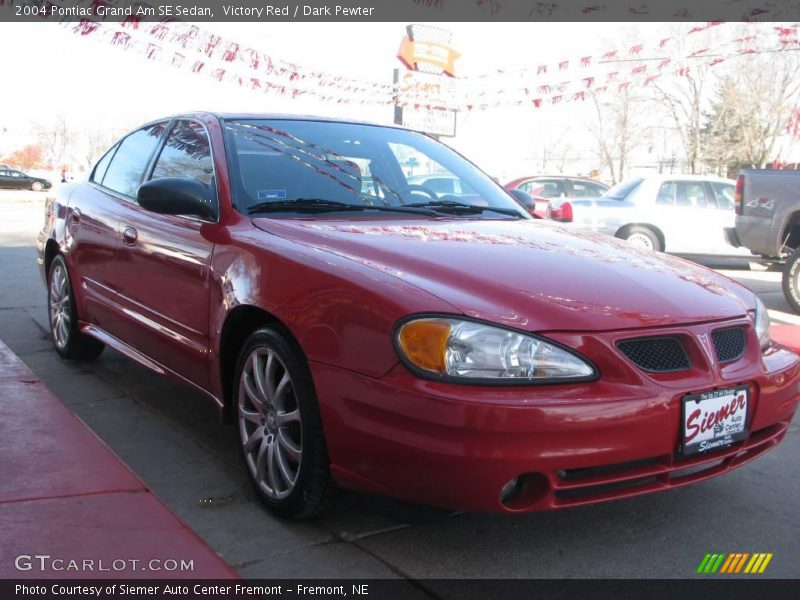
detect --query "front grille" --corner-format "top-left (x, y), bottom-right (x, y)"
top-left (712, 327), bottom-right (746, 363)
top-left (617, 336), bottom-right (691, 372)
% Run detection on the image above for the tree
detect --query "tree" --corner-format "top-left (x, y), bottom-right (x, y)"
top-left (4, 144), bottom-right (44, 171)
top-left (587, 84), bottom-right (645, 184)
top-left (35, 114), bottom-right (73, 170)
top-left (705, 51), bottom-right (800, 170)
top-left (653, 65), bottom-right (710, 174)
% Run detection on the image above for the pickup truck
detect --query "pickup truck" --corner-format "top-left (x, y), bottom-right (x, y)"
top-left (726, 169), bottom-right (800, 312)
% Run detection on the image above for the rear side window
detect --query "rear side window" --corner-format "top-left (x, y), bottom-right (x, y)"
top-left (151, 120), bottom-right (215, 187)
top-left (529, 179), bottom-right (566, 198)
top-left (572, 180), bottom-right (607, 197)
top-left (606, 178), bottom-right (643, 200)
top-left (677, 182), bottom-right (708, 208)
top-left (101, 122), bottom-right (167, 197)
top-left (656, 182), bottom-right (677, 205)
top-left (91, 146), bottom-right (116, 184)
top-left (711, 182), bottom-right (735, 210)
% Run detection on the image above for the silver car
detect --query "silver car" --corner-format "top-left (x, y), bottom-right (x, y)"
top-left (548, 174), bottom-right (749, 256)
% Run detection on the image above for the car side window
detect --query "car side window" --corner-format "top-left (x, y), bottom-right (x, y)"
top-left (711, 182), bottom-right (735, 210)
top-left (572, 181), bottom-right (607, 197)
top-left (151, 120), bottom-right (215, 189)
top-left (530, 179), bottom-right (566, 198)
top-left (677, 182), bottom-right (708, 208)
top-left (656, 182), bottom-right (677, 206)
top-left (91, 145), bottom-right (116, 185)
top-left (101, 122), bottom-right (168, 197)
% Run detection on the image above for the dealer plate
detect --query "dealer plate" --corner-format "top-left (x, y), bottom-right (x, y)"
top-left (681, 386), bottom-right (749, 457)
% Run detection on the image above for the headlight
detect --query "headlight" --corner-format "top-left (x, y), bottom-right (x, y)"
top-left (395, 317), bottom-right (596, 383)
top-left (753, 296), bottom-right (771, 349)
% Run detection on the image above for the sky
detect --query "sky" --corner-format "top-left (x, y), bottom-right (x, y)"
top-left (0, 21), bottom-right (794, 179)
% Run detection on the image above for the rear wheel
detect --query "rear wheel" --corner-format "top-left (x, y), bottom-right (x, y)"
top-left (621, 226), bottom-right (661, 252)
top-left (47, 255), bottom-right (105, 360)
top-left (782, 249), bottom-right (800, 314)
top-left (234, 326), bottom-right (336, 518)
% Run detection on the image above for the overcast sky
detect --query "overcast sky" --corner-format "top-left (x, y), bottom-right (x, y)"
top-left (0, 21), bottom-right (792, 178)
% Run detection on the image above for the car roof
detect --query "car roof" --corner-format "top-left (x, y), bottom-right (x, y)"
top-left (505, 175), bottom-right (609, 187)
top-left (637, 173), bottom-right (734, 184)
top-left (145, 111), bottom-right (417, 132)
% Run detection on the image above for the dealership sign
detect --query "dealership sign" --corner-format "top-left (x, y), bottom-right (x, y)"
top-left (397, 36), bottom-right (460, 78)
top-left (395, 25), bottom-right (458, 137)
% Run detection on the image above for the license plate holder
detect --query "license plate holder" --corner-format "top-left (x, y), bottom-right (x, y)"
top-left (681, 386), bottom-right (749, 457)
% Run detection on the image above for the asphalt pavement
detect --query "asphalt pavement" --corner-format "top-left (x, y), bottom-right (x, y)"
top-left (0, 194), bottom-right (797, 583)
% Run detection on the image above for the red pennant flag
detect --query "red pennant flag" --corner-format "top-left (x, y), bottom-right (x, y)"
top-left (580, 56), bottom-right (592, 67)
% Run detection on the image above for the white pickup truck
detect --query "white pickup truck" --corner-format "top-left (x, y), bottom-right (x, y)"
top-left (726, 169), bottom-right (800, 312)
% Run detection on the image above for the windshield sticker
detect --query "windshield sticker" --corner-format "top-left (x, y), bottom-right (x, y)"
top-left (257, 189), bottom-right (287, 200)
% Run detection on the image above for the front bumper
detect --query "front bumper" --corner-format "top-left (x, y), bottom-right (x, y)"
top-left (312, 319), bottom-right (800, 513)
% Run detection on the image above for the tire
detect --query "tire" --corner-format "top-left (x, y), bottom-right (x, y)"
top-left (621, 226), bottom-right (661, 252)
top-left (782, 249), bottom-right (800, 314)
top-left (233, 326), bottom-right (337, 519)
top-left (31, 181), bottom-right (43, 192)
top-left (47, 255), bottom-right (105, 360)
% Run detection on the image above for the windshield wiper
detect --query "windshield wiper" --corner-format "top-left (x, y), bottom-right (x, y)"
top-left (403, 200), bottom-right (524, 218)
top-left (247, 198), bottom-right (439, 216)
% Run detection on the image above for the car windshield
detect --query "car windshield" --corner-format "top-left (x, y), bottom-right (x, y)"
top-left (223, 119), bottom-right (528, 219)
top-left (604, 177), bottom-right (643, 200)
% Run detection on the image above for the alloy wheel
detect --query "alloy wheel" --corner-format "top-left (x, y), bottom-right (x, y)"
top-left (238, 347), bottom-right (303, 500)
top-left (49, 263), bottom-right (71, 350)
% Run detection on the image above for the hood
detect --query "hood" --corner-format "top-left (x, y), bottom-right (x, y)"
top-left (253, 217), bottom-right (753, 332)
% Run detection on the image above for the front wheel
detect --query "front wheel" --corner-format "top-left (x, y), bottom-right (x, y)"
top-left (31, 181), bottom-right (43, 192)
top-left (782, 249), bottom-right (800, 314)
top-left (234, 327), bottom-right (337, 518)
top-left (47, 255), bottom-right (105, 360)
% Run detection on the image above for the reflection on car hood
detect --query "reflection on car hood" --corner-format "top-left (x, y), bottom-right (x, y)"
top-left (252, 217), bottom-right (752, 332)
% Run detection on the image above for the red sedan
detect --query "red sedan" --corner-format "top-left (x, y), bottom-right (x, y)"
top-left (38, 113), bottom-right (799, 518)
top-left (505, 175), bottom-right (609, 219)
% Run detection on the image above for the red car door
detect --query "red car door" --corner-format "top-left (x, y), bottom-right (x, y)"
top-left (107, 119), bottom-right (218, 389)
top-left (68, 123), bottom-right (167, 329)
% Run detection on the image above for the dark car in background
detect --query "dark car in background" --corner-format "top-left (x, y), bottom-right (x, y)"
top-left (505, 175), bottom-right (609, 217)
top-left (0, 168), bottom-right (52, 191)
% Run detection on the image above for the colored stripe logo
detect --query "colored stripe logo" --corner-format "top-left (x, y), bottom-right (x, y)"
top-left (697, 553), bottom-right (773, 574)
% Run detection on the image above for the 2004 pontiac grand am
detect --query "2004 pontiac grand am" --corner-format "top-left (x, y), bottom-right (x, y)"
top-left (38, 113), bottom-right (799, 518)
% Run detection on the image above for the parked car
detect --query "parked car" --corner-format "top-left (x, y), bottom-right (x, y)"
top-left (0, 168), bottom-right (52, 191)
top-left (547, 174), bottom-right (750, 256)
top-left (505, 175), bottom-right (610, 218)
top-left (38, 113), bottom-right (798, 518)
top-left (725, 169), bottom-right (800, 313)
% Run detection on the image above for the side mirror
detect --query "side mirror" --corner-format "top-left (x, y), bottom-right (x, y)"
top-left (136, 178), bottom-right (216, 220)
top-left (507, 188), bottom-right (536, 211)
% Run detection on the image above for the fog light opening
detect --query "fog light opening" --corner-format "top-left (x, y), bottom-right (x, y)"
top-left (500, 477), bottom-right (520, 504)
top-left (499, 473), bottom-right (550, 510)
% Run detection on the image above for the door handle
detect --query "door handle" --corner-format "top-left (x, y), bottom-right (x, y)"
top-left (122, 226), bottom-right (138, 246)
top-left (69, 208), bottom-right (81, 224)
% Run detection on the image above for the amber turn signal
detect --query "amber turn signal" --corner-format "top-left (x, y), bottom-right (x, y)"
top-left (397, 319), bottom-right (451, 373)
